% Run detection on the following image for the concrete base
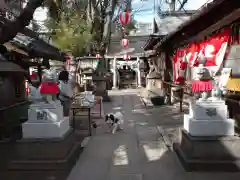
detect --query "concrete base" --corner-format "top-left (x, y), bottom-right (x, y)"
top-left (174, 129), bottom-right (240, 172)
top-left (189, 100), bottom-right (228, 121)
top-left (112, 87), bottom-right (118, 90)
top-left (22, 117), bottom-right (70, 139)
top-left (0, 130), bottom-right (83, 180)
top-left (184, 114), bottom-right (235, 136)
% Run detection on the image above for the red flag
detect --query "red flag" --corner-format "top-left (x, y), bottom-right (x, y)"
top-left (186, 43), bottom-right (200, 67)
top-left (174, 48), bottom-right (187, 83)
top-left (173, 49), bottom-right (183, 82)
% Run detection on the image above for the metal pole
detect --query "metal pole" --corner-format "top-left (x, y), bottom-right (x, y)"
top-left (137, 57), bottom-right (142, 88)
top-left (112, 57), bottom-right (117, 89)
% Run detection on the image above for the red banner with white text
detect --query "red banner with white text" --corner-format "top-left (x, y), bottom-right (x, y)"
top-left (173, 28), bottom-right (231, 84)
top-left (189, 28), bottom-right (230, 67)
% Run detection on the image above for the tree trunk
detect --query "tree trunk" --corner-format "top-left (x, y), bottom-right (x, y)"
top-left (0, 0), bottom-right (44, 44)
top-left (102, 0), bottom-right (116, 47)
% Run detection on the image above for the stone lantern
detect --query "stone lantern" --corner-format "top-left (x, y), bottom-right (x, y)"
top-left (92, 74), bottom-right (109, 102)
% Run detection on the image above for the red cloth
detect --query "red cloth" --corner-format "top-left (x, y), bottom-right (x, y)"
top-left (180, 61), bottom-right (187, 70)
top-left (30, 73), bottom-right (38, 80)
top-left (191, 80), bottom-right (214, 93)
top-left (40, 82), bottom-right (59, 94)
top-left (176, 76), bottom-right (185, 85)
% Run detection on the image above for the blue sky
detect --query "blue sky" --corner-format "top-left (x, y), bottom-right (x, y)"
top-left (33, 0), bottom-right (210, 25)
top-left (132, 0), bottom-right (210, 22)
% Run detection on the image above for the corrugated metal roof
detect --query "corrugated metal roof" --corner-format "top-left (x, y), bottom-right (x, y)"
top-left (155, 16), bottom-right (191, 35)
top-left (155, 0), bottom-right (227, 49)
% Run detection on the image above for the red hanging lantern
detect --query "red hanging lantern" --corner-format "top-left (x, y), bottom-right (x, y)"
top-left (121, 38), bottom-right (129, 48)
top-left (119, 11), bottom-right (131, 25)
top-left (95, 53), bottom-right (101, 59)
top-left (123, 54), bottom-right (130, 60)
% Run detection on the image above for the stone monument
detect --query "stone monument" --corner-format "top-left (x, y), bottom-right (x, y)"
top-left (6, 70), bottom-right (81, 180)
top-left (174, 59), bottom-right (240, 172)
top-left (93, 74), bottom-right (110, 102)
top-left (22, 70), bottom-right (70, 138)
top-left (184, 64), bottom-right (235, 136)
top-left (184, 88), bottom-right (234, 136)
top-left (140, 59), bottom-right (166, 106)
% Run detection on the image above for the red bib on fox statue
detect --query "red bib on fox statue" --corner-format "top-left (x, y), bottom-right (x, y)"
top-left (40, 70), bottom-right (59, 102)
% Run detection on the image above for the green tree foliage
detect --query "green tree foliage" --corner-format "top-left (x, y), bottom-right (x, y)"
top-left (46, 14), bottom-right (92, 56)
top-left (44, 1), bottom-right (92, 56)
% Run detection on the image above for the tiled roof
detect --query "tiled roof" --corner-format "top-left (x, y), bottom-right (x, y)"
top-left (0, 15), bottom-right (65, 60)
top-left (9, 33), bottom-right (65, 60)
top-left (155, 0), bottom-right (230, 49)
top-left (107, 35), bottom-right (149, 56)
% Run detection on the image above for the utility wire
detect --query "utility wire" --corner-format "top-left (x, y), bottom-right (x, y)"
top-left (176, 0), bottom-right (188, 13)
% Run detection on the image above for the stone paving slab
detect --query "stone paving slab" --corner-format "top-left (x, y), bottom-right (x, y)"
top-left (108, 173), bottom-right (143, 180)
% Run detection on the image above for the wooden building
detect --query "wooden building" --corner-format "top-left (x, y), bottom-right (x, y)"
top-left (143, 10), bottom-right (196, 96)
top-left (147, 0), bottom-right (240, 171)
top-left (143, 0), bottom-right (238, 93)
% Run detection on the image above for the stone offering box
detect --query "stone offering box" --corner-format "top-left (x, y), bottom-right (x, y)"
top-left (22, 101), bottom-right (69, 139)
top-left (189, 100), bottom-right (228, 120)
top-left (184, 99), bottom-right (235, 136)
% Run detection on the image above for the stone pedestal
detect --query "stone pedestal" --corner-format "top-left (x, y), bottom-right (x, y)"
top-left (174, 99), bottom-right (240, 171)
top-left (22, 101), bottom-right (70, 139)
top-left (0, 130), bottom-right (83, 180)
top-left (174, 129), bottom-right (240, 172)
top-left (0, 101), bottom-right (83, 180)
top-left (184, 100), bottom-right (235, 136)
top-left (93, 76), bottom-right (110, 102)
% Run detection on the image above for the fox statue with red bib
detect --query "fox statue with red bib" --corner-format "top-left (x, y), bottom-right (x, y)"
top-left (22, 69), bottom-right (70, 139)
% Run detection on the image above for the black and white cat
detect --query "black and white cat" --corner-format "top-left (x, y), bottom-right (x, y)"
top-left (105, 112), bottom-right (124, 134)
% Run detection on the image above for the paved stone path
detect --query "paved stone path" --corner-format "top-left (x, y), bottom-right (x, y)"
top-left (67, 89), bottom-right (240, 180)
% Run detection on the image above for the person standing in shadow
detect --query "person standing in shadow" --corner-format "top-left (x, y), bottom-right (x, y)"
top-left (58, 69), bottom-right (73, 117)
